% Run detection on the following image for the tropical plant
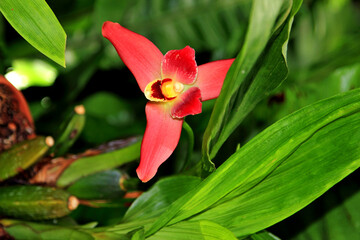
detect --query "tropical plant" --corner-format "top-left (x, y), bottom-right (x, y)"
top-left (0, 0), bottom-right (360, 239)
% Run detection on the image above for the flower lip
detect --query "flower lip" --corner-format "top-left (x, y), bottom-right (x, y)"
top-left (144, 78), bottom-right (184, 102)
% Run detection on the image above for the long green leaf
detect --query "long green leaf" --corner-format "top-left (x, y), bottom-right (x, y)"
top-left (146, 88), bottom-right (360, 236)
top-left (201, 0), bottom-right (302, 171)
top-left (245, 231), bottom-right (281, 240)
top-left (0, 0), bottom-right (66, 66)
top-left (272, 177), bottom-right (360, 240)
top-left (123, 176), bottom-right (202, 222)
top-left (57, 139), bottom-right (141, 187)
top-left (147, 220), bottom-right (237, 240)
top-left (192, 111), bottom-right (360, 237)
top-left (2, 220), bottom-right (93, 240)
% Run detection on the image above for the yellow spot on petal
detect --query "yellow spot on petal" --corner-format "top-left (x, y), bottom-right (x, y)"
top-left (161, 79), bottom-right (183, 99)
top-left (144, 78), bottom-right (184, 102)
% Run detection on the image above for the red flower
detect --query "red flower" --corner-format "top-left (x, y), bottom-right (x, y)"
top-left (102, 22), bottom-right (234, 182)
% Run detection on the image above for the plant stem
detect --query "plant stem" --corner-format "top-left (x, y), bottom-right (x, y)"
top-left (182, 121), bottom-right (194, 171)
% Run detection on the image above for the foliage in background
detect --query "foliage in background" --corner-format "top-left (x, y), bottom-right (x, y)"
top-left (0, 0), bottom-right (360, 239)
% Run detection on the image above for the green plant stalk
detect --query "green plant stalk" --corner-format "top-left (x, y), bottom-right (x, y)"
top-left (0, 185), bottom-right (79, 220)
top-left (181, 121), bottom-right (194, 171)
top-left (50, 105), bottom-right (86, 157)
top-left (57, 139), bottom-right (141, 187)
top-left (66, 169), bottom-right (138, 200)
top-left (0, 136), bottom-right (53, 181)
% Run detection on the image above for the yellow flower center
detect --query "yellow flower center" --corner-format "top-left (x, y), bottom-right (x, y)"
top-left (144, 78), bottom-right (184, 102)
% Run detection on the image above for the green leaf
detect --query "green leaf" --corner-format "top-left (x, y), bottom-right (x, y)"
top-left (51, 105), bottom-right (86, 157)
top-left (130, 228), bottom-right (145, 240)
top-left (245, 231), bottom-right (281, 240)
top-left (274, 177), bottom-right (360, 240)
top-left (0, 185), bottom-right (75, 220)
top-left (0, 0), bottom-right (66, 67)
top-left (147, 220), bottom-right (236, 240)
top-left (0, 136), bottom-right (52, 182)
top-left (201, 0), bottom-right (302, 171)
top-left (146, 88), bottom-right (360, 237)
top-left (3, 220), bottom-right (93, 240)
top-left (57, 139), bottom-right (141, 187)
top-left (123, 176), bottom-right (202, 222)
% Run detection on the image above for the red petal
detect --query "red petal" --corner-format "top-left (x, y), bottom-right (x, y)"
top-left (136, 102), bottom-right (183, 182)
top-left (102, 22), bottom-right (163, 92)
top-left (196, 59), bottom-right (234, 101)
top-left (161, 46), bottom-right (198, 85)
top-left (171, 87), bottom-right (202, 118)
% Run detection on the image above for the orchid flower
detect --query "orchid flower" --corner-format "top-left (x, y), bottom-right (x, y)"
top-left (102, 22), bottom-right (234, 182)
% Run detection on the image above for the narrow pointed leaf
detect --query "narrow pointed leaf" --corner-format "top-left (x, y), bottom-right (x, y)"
top-left (245, 231), bottom-right (281, 240)
top-left (0, 136), bottom-right (53, 182)
top-left (202, 0), bottom-right (301, 171)
top-left (2, 220), bottom-right (93, 240)
top-left (50, 105), bottom-right (86, 157)
top-left (0, 0), bottom-right (66, 67)
top-left (57, 139), bottom-right (141, 187)
top-left (147, 220), bottom-right (237, 240)
top-left (123, 176), bottom-right (202, 222)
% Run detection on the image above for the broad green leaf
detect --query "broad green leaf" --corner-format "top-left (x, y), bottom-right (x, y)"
top-left (273, 177), bottom-right (360, 240)
top-left (87, 176), bottom-right (201, 237)
top-left (245, 231), bottom-right (281, 240)
top-left (91, 231), bottom-right (129, 240)
top-left (3, 220), bottom-right (93, 240)
top-left (130, 228), bottom-right (145, 240)
top-left (201, 0), bottom-right (302, 171)
top-left (190, 103), bottom-right (360, 237)
top-left (147, 220), bottom-right (236, 240)
top-left (0, 0), bottom-right (66, 67)
top-left (192, 106), bottom-right (360, 236)
top-left (57, 139), bottom-right (141, 187)
top-left (123, 176), bottom-right (202, 222)
top-left (146, 88), bottom-right (360, 236)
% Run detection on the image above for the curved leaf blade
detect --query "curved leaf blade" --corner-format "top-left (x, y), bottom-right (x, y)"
top-left (201, 0), bottom-right (302, 171)
top-left (0, 0), bottom-right (66, 67)
top-left (194, 109), bottom-right (360, 236)
top-left (57, 139), bottom-right (141, 187)
top-left (147, 220), bottom-right (237, 240)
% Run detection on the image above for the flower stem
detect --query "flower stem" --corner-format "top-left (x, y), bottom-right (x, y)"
top-left (182, 120), bottom-right (194, 171)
